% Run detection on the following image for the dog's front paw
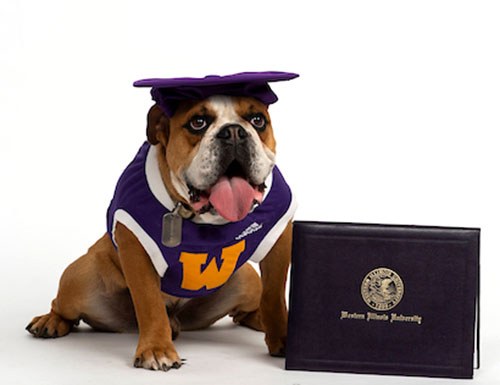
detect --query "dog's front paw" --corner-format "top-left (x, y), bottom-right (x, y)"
top-left (265, 335), bottom-right (287, 357)
top-left (134, 345), bottom-right (183, 371)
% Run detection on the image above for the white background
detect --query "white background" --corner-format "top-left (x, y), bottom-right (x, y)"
top-left (1, 0), bottom-right (499, 384)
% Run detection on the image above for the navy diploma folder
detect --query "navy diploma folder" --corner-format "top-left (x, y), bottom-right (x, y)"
top-left (286, 222), bottom-right (480, 379)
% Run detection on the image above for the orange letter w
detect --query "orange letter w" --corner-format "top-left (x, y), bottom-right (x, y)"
top-left (179, 240), bottom-right (246, 291)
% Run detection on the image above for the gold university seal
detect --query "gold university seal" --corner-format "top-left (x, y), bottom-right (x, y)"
top-left (361, 267), bottom-right (404, 311)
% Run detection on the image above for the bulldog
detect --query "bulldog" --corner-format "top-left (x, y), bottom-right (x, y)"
top-left (26, 72), bottom-right (298, 371)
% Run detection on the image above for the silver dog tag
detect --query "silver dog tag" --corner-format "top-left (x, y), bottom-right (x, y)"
top-left (162, 204), bottom-right (182, 248)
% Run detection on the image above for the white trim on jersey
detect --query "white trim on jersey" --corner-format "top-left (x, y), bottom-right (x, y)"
top-left (145, 145), bottom-right (176, 211)
top-left (112, 209), bottom-right (168, 277)
top-left (249, 191), bottom-right (297, 263)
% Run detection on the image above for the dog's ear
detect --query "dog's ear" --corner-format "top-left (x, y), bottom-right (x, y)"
top-left (146, 104), bottom-right (169, 145)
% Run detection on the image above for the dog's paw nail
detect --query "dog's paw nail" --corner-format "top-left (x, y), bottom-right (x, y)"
top-left (181, 358), bottom-right (187, 362)
top-left (172, 361), bottom-right (181, 369)
top-left (161, 363), bottom-right (169, 372)
top-left (41, 328), bottom-right (48, 337)
top-left (134, 358), bottom-right (140, 368)
top-left (25, 323), bottom-right (33, 332)
top-left (53, 330), bottom-right (58, 338)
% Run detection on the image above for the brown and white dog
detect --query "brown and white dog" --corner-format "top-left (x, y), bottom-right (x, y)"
top-left (26, 95), bottom-right (293, 371)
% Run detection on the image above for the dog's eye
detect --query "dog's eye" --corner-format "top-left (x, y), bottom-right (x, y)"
top-left (249, 114), bottom-right (266, 130)
top-left (190, 117), bottom-right (207, 131)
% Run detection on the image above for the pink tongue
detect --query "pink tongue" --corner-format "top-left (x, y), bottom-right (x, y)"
top-left (209, 176), bottom-right (256, 222)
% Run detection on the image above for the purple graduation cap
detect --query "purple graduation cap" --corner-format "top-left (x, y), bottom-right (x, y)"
top-left (133, 71), bottom-right (299, 117)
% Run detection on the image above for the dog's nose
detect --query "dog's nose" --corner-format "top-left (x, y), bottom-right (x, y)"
top-left (216, 124), bottom-right (248, 144)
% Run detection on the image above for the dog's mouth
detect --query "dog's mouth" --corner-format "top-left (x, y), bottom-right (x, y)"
top-left (188, 160), bottom-right (266, 222)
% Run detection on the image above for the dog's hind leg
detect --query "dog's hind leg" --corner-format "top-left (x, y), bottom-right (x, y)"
top-left (26, 234), bottom-right (134, 338)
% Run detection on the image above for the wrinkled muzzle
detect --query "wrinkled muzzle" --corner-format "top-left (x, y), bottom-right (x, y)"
top-left (186, 124), bottom-right (270, 222)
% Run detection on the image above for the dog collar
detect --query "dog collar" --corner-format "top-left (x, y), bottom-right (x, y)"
top-left (178, 202), bottom-right (195, 220)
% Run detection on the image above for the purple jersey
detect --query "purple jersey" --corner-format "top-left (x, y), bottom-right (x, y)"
top-left (106, 142), bottom-right (296, 298)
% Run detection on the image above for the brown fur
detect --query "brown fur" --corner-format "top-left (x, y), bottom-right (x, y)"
top-left (27, 99), bottom-right (293, 370)
top-left (233, 97), bottom-right (276, 153)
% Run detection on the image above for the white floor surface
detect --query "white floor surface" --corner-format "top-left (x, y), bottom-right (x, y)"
top-left (2, 309), bottom-right (499, 385)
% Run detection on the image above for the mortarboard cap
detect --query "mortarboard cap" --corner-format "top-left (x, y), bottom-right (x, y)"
top-left (133, 71), bottom-right (299, 117)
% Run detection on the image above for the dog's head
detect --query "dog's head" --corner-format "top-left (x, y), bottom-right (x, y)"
top-left (147, 95), bottom-right (276, 223)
